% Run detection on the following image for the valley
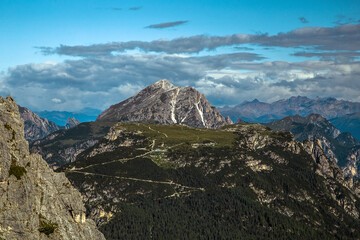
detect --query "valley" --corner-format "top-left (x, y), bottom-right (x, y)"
top-left (3, 81), bottom-right (360, 239)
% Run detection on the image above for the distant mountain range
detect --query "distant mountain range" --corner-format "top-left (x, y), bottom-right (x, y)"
top-left (219, 96), bottom-right (360, 123)
top-left (37, 108), bottom-right (101, 126)
top-left (97, 79), bottom-right (232, 128)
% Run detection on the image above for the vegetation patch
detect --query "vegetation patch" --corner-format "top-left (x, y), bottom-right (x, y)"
top-left (117, 122), bottom-right (236, 149)
top-left (3, 123), bottom-right (16, 141)
top-left (150, 151), bottom-right (178, 169)
top-left (9, 160), bottom-right (26, 180)
top-left (38, 216), bottom-right (58, 236)
top-left (4, 123), bottom-right (11, 131)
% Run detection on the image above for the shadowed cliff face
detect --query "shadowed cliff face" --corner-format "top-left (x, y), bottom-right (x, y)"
top-left (330, 112), bottom-right (360, 141)
top-left (0, 96), bottom-right (105, 240)
top-left (97, 79), bottom-right (232, 128)
top-left (266, 114), bottom-right (360, 179)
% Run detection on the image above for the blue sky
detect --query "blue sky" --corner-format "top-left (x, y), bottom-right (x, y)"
top-left (1, 0), bottom-right (360, 111)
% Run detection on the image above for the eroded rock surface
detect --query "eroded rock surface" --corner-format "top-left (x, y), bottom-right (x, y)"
top-left (97, 79), bottom-right (229, 129)
top-left (19, 105), bottom-right (60, 141)
top-left (0, 96), bottom-right (105, 240)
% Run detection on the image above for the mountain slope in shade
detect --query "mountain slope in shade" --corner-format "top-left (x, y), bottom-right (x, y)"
top-left (30, 121), bottom-right (114, 168)
top-left (18, 105), bottom-right (61, 141)
top-left (220, 96), bottom-right (360, 123)
top-left (330, 112), bottom-right (360, 141)
top-left (266, 114), bottom-right (360, 178)
top-left (0, 96), bottom-right (105, 240)
top-left (57, 122), bottom-right (360, 239)
top-left (97, 79), bottom-right (231, 128)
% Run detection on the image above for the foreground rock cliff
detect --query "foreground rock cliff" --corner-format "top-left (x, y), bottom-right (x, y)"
top-left (97, 79), bottom-right (232, 128)
top-left (0, 96), bottom-right (105, 240)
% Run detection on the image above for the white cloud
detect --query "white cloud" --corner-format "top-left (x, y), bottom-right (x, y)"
top-left (51, 98), bottom-right (62, 103)
top-left (2, 52), bottom-right (360, 111)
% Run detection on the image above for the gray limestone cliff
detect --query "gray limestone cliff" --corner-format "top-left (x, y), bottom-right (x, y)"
top-left (97, 79), bottom-right (229, 128)
top-left (0, 96), bottom-right (105, 240)
top-left (18, 105), bottom-right (60, 141)
top-left (65, 117), bottom-right (80, 129)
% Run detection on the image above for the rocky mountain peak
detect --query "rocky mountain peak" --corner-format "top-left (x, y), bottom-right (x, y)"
top-left (225, 116), bottom-right (233, 124)
top-left (97, 80), bottom-right (229, 128)
top-left (65, 117), bottom-right (80, 129)
top-left (154, 79), bottom-right (176, 91)
top-left (306, 113), bottom-right (327, 123)
top-left (18, 105), bottom-right (60, 141)
top-left (0, 95), bottom-right (105, 239)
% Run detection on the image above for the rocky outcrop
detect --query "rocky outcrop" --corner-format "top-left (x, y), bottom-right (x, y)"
top-left (97, 79), bottom-right (229, 128)
top-left (266, 114), bottom-right (360, 178)
top-left (18, 105), bottom-right (61, 141)
top-left (235, 118), bottom-right (246, 124)
top-left (303, 139), bottom-right (346, 182)
top-left (224, 124), bottom-right (359, 217)
top-left (65, 117), bottom-right (80, 129)
top-left (343, 148), bottom-right (360, 179)
top-left (303, 139), bottom-right (359, 218)
top-left (225, 116), bottom-right (233, 125)
top-left (0, 96), bottom-right (105, 240)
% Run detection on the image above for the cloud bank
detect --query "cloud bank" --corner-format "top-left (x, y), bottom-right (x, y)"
top-left (2, 52), bottom-right (360, 111)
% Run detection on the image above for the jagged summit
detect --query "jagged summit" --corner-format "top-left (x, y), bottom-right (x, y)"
top-left (18, 105), bottom-right (60, 141)
top-left (97, 80), bottom-right (229, 128)
top-left (65, 117), bottom-right (80, 129)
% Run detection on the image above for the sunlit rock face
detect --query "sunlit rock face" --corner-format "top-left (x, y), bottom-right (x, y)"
top-left (19, 105), bottom-right (60, 141)
top-left (65, 117), bottom-right (80, 129)
top-left (97, 79), bottom-right (229, 129)
top-left (0, 95), bottom-right (105, 240)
